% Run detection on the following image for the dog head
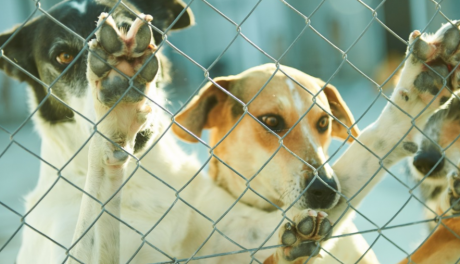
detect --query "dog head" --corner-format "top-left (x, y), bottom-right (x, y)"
top-left (409, 93), bottom-right (460, 191)
top-left (173, 64), bottom-right (359, 211)
top-left (0, 0), bottom-right (192, 130)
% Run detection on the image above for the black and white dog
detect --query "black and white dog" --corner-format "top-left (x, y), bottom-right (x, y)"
top-left (0, 0), bottom-right (197, 263)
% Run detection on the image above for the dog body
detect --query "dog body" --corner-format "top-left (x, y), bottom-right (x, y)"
top-left (400, 90), bottom-right (460, 264)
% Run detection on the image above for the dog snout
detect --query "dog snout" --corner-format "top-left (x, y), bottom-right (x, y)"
top-left (305, 171), bottom-right (338, 210)
top-left (413, 148), bottom-right (444, 176)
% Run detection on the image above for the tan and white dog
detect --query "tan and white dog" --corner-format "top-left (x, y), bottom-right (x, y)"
top-left (172, 63), bottom-right (380, 263)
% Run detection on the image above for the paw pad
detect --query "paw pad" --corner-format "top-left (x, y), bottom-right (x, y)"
top-left (278, 210), bottom-right (332, 262)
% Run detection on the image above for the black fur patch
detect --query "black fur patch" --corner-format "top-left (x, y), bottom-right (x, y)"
top-left (403, 142), bottom-right (418, 154)
top-left (440, 96), bottom-right (450, 105)
top-left (134, 128), bottom-right (154, 153)
top-left (0, 0), bottom-right (192, 124)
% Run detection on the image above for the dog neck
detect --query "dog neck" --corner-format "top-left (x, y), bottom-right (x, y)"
top-left (210, 158), bottom-right (282, 212)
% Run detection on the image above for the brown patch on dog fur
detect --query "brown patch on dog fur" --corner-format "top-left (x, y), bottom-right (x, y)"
top-left (439, 121), bottom-right (460, 150)
top-left (398, 217), bottom-right (460, 264)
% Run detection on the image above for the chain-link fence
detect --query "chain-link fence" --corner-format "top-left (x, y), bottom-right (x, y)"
top-left (0, 0), bottom-right (460, 263)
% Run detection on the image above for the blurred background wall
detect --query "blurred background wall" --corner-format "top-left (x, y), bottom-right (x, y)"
top-left (2, 0), bottom-right (460, 121)
top-left (1, 0), bottom-right (460, 263)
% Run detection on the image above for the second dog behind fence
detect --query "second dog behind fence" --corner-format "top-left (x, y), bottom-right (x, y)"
top-left (401, 90), bottom-right (460, 264)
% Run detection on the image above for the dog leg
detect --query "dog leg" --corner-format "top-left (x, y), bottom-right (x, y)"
top-left (329, 23), bottom-right (460, 232)
top-left (398, 172), bottom-right (460, 264)
top-left (67, 13), bottom-right (158, 264)
top-left (263, 210), bottom-right (332, 264)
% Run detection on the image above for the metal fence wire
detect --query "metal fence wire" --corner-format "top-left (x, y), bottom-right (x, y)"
top-left (0, 0), bottom-right (460, 263)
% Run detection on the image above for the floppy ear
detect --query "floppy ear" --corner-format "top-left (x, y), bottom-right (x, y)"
top-left (172, 77), bottom-right (234, 143)
top-left (315, 78), bottom-right (360, 142)
top-left (0, 22), bottom-right (39, 83)
top-left (130, 0), bottom-right (194, 30)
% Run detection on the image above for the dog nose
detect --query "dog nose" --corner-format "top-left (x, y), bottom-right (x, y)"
top-left (413, 149), bottom-right (444, 176)
top-left (305, 173), bottom-right (338, 210)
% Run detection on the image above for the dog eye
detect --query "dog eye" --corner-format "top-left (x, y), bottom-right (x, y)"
top-left (56, 52), bottom-right (75, 65)
top-left (317, 116), bottom-right (329, 133)
top-left (260, 115), bottom-right (285, 132)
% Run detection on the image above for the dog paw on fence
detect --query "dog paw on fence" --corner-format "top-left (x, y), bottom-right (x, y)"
top-left (445, 171), bottom-right (460, 214)
top-left (87, 12), bottom-right (157, 164)
top-left (88, 12), bottom-right (159, 107)
top-left (392, 22), bottom-right (460, 118)
top-left (68, 12), bottom-right (158, 264)
top-left (263, 210), bottom-right (332, 264)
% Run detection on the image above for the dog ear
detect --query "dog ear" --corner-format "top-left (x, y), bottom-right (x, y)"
top-left (173, 77), bottom-right (235, 142)
top-left (129, 0), bottom-right (194, 30)
top-left (315, 78), bottom-right (360, 142)
top-left (0, 22), bottom-right (39, 83)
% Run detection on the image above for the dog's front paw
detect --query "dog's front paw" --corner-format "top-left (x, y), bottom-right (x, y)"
top-left (272, 210), bottom-right (332, 263)
top-left (87, 13), bottom-right (157, 164)
top-left (395, 22), bottom-right (460, 116)
top-left (447, 172), bottom-right (460, 214)
top-left (88, 12), bottom-right (159, 107)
